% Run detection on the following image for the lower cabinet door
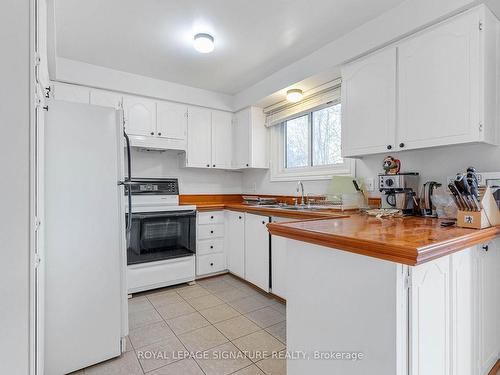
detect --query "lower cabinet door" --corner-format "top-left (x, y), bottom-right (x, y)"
top-left (409, 256), bottom-right (451, 375)
top-left (226, 211), bottom-right (245, 278)
top-left (244, 213), bottom-right (270, 292)
top-left (197, 253), bottom-right (225, 276)
top-left (271, 217), bottom-right (291, 299)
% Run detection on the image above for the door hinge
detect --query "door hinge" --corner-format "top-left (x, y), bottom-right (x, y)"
top-left (34, 53), bottom-right (41, 67)
top-left (479, 122), bottom-right (483, 132)
top-left (404, 273), bottom-right (412, 290)
top-left (479, 21), bottom-right (483, 31)
top-left (34, 253), bottom-right (41, 269)
top-left (34, 216), bottom-right (41, 232)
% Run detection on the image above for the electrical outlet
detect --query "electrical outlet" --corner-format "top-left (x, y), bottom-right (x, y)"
top-left (364, 178), bottom-right (375, 192)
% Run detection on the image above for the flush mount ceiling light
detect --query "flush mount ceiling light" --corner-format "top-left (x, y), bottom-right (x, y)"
top-left (286, 89), bottom-right (303, 103)
top-left (193, 33), bottom-right (215, 53)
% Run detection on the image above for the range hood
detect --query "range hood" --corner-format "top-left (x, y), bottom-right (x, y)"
top-left (128, 135), bottom-right (186, 151)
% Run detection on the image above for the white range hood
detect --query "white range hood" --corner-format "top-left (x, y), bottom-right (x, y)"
top-left (128, 134), bottom-right (186, 151)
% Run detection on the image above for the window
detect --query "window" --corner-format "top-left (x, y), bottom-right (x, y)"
top-left (270, 102), bottom-right (354, 181)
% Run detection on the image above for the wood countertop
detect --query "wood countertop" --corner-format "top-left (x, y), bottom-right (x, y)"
top-left (267, 214), bottom-right (500, 266)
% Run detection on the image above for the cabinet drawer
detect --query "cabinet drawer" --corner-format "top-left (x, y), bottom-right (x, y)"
top-left (198, 224), bottom-right (224, 239)
top-left (197, 238), bottom-right (224, 256)
top-left (198, 211), bottom-right (225, 224)
top-left (197, 253), bottom-right (226, 276)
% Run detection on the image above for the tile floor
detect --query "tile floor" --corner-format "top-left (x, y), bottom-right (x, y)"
top-left (76, 274), bottom-right (286, 375)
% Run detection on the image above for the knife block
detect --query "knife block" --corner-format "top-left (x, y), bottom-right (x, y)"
top-left (456, 187), bottom-right (500, 229)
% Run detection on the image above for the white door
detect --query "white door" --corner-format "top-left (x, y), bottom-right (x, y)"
top-left (44, 101), bottom-right (124, 374)
top-left (226, 211), bottom-right (245, 278)
top-left (341, 47), bottom-right (397, 157)
top-left (157, 101), bottom-right (187, 140)
top-left (409, 257), bottom-right (451, 375)
top-left (186, 106), bottom-right (212, 168)
top-left (233, 109), bottom-right (250, 168)
top-left (244, 213), bottom-right (270, 291)
top-left (473, 241), bottom-right (500, 375)
top-left (398, 11), bottom-right (480, 151)
top-left (271, 217), bottom-right (290, 299)
top-left (212, 110), bottom-right (233, 169)
top-left (90, 90), bottom-right (122, 109)
top-left (122, 96), bottom-right (156, 136)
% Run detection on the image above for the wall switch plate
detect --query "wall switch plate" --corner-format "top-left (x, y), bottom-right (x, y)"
top-left (364, 178), bottom-right (375, 192)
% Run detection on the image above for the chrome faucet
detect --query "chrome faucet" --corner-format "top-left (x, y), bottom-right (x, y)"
top-left (296, 181), bottom-right (305, 206)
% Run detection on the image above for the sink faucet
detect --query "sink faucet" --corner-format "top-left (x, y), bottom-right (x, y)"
top-left (296, 181), bottom-right (305, 206)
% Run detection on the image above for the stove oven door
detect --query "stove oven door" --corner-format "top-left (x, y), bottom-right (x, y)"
top-left (127, 210), bottom-right (196, 265)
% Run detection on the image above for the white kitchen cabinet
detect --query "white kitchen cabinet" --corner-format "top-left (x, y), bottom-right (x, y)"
top-left (122, 96), bottom-right (156, 137)
top-left (473, 241), bottom-right (500, 375)
top-left (196, 210), bottom-right (226, 277)
top-left (233, 107), bottom-right (268, 169)
top-left (341, 47), bottom-right (397, 157)
top-left (156, 101), bottom-right (187, 141)
top-left (211, 110), bottom-right (233, 169)
top-left (52, 82), bottom-right (90, 104)
top-left (90, 90), bottom-right (122, 109)
top-left (244, 213), bottom-right (270, 291)
top-left (409, 256), bottom-right (451, 375)
top-left (186, 106), bottom-right (212, 168)
top-left (226, 211), bottom-right (245, 278)
top-left (398, 7), bottom-right (498, 151)
top-left (340, 5), bottom-right (499, 158)
top-left (271, 217), bottom-right (290, 299)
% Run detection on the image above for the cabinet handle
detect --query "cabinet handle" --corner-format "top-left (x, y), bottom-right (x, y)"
top-left (210, 216), bottom-right (214, 219)
top-left (158, 132), bottom-right (161, 136)
top-left (210, 230), bottom-right (214, 234)
top-left (262, 221), bottom-right (266, 224)
top-left (246, 163), bottom-right (249, 167)
top-left (150, 132), bottom-right (154, 135)
top-left (387, 145), bottom-right (392, 150)
top-left (206, 164), bottom-right (210, 167)
top-left (482, 244), bottom-right (489, 252)
top-left (210, 262), bottom-right (214, 266)
top-left (399, 142), bottom-right (405, 148)
top-left (210, 245), bottom-right (214, 249)
top-left (213, 164), bottom-right (216, 167)
top-left (238, 216), bottom-right (242, 219)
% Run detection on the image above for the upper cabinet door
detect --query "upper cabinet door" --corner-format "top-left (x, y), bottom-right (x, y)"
top-left (157, 102), bottom-right (187, 140)
top-left (186, 106), bottom-right (212, 168)
top-left (211, 110), bottom-right (233, 169)
top-left (341, 47), bottom-right (397, 157)
top-left (233, 109), bottom-right (250, 168)
top-left (52, 82), bottom-right (90, 104)
top-left (122, 96), bottom-right (156, 136)
top-left (90, 90), bottom-right (122, 109)
top-left (398, 11), bottom-right (480, 151)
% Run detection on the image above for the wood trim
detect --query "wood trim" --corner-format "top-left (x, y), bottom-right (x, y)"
top-left (489, 359), bottom-right (500, 375)
top-left (180, 194), bottom-right (242, 205)
top-left (227, 272), bottom-right (286, 305)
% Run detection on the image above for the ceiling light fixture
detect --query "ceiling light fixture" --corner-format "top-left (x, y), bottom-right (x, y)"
top-left (193, 33), bottom-right (215, 53)
top-left (286, 89), bottom-right (303, 103)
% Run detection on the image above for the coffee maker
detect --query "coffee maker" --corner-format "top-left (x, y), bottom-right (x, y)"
top-left (379, 173), bottom-right (420, 214)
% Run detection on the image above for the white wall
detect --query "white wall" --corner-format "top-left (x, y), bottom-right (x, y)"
top-left (0, 0), bottom-right (31, 374)
top-left (130, 149), bottom-right (243, 194)
top-left (242, 142), bottom-right (500, 196)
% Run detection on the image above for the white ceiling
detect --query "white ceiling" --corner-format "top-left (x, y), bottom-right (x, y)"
top-left (55, 0), bottom-right (406, 95)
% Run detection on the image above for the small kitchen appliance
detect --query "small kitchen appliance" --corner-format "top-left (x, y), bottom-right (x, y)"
top-left (420, 181), bottom-right (442, 217)
top-left (379, 173), bottom-right (420, 214)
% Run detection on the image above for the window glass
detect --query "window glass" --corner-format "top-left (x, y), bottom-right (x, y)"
top-left (312, 104), bottom-right (343, 166)
top-left (285, 115), bottom-right (309, 168)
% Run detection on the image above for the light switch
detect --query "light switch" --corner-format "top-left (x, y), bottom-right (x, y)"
top-left (364, 178), bottom-right (375, 192)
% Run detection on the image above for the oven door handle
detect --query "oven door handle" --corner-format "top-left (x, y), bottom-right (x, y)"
top-left (131, 210), bottom-right (197, 219)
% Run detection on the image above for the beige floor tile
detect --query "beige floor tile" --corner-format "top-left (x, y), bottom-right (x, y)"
top-left (178, 325), bottom-right (228, 352)
top-left (199, 304), bottom-right (240, 324)
top-left (128, 308), bottom-right (162, 330)
top-left (214, 315), bottom-right (261, 340)
top-left (270, 302), bottom-right (286, 315)
top-left (84, 351), bottom-right (143, 375)
top-left (214, 287), bottom-right (250, 302)
top-left (233, 284), bottom-right (260, 296)
top-left (232, 364), bottom-right (266, 375)
top-left (177, 285), bottom-right (211, 299)
top-left (187, 294), bottom-right (225, 310)
top-left (166, 312), bottom-right (210, 335)
top-left (232, 330), bottom-right (285, 362)
top-left (147, 291), bottom-right (184, 308)
top-left (124, 335), bottom-right (134, 352)
top-left (146, 358), bottom-right (204, 375)
top-left (265, 321), bottom-right (286, 344)
top-left (256, 356), bottom-right (287, 375)
top-left (228, 296), bottom-right (275, 314)
top-left (128, 296), bottom-right (155, 314)
top-left (220, 275), bottom-right (247, 287)
top-left (198, 279), bottom-right (234, 293)
top-left (245, 307), bottom-right (285, 328)
top-left (129, 321), bottom-right (175, 349)
top-left (156, 300), bottom-right (196, 320)
top-left (135, 336), bottom-right (185, 372)
top-left (195, 342), bottom-right (252, 375)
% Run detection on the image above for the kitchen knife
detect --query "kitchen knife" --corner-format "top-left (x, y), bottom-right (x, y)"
top-left (454, 174), bottom-right (476, 211)
top-left (466, 176), bottom-right (482, 210)
top-left (448, 182), bottom-right (466, 210)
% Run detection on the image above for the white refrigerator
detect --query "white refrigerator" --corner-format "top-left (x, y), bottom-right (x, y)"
top-left (43, 100), bottom-right (128, 374)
